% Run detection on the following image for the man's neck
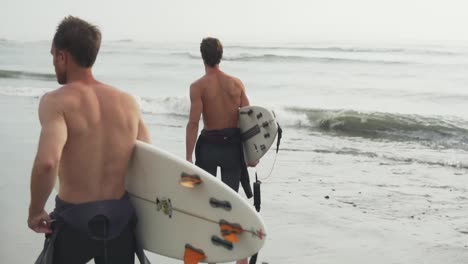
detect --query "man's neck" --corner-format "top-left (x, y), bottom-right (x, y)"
top-left (66, 66), bottom-right (96, 84)
top-left (204, 64), bottom-right (220, 74)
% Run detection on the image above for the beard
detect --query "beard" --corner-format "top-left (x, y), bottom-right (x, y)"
top-left (55, 70), bottom-right (67, 85)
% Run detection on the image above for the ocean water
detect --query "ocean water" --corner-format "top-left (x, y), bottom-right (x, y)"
top-left (1, 39), bottom-right (468, 263)
top-left (1, 39), bottom-right (467, 168)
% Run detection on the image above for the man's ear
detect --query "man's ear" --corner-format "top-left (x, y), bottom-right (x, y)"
top-left (58, 50), bottom-right (68, 65)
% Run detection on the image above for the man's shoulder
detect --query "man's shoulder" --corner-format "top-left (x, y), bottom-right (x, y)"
top-left (221, 72), bottom-right (243, 86)
top-left (43, 83), bottom-right (85, 105)
top-left (98, 83), bottom-right (139, 110)
top-left (49, 83), bottom-right (84, 99)
top-left (102, 83), bottom-right (130, 97)
top-left (190, 77), bottom-right (210, 96)
top-left (40, 85), bottom-right (69, 104)
top-left (37, 88), bottom-right (68, 119)
top-left (192, 72), bottom-right (242, 86)
top-left (119, 90), bottom-right (139, 109)
top-left (43, 82), bottom-right (136, 107)
top-left (190, 76), bottom-right (206, 88)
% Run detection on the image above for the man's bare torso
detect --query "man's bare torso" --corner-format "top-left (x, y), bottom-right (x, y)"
top-left (53, 81), bottom-right (140, 203)
top-left (193, 71), bottom-right (248, 130)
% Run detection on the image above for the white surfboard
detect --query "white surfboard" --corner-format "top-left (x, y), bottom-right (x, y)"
top-left (239, 106), bottom-right (279, 164)
top-left (125, 141), bottom-right (267, 263)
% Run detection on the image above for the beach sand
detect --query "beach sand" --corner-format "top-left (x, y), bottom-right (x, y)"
top-left (1, 95), bottom-right (467, 263)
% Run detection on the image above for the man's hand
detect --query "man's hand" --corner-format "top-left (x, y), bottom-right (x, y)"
top-left (28, 209), bottom-right (52, 234)
top-left (187, 157), bottom-right (193, 164)
top-left (248, 160), bottom-right (259, 167)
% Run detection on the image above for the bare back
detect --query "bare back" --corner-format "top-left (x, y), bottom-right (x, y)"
top-left (55, 81), bottom-right (141, 203)
top-left (196, 71), bottom-right (248, 130)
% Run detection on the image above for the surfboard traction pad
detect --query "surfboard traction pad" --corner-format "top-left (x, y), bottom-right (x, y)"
top-left (156, 197), bottom-right (173, 218)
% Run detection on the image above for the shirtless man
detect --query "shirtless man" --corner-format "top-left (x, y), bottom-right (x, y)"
top-left (28, 16), bottom-right (150, 264)
top-left (186, 37), bottom-right (254, 264)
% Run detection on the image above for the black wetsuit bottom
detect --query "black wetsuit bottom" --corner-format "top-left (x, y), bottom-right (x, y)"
top-left (53, 217), bottom-right (135, 264)
top-left (47, 194), bottom-right (138, 264)
top-left (195, 128), bottom-right (243, 192)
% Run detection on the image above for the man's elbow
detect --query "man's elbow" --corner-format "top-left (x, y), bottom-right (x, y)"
top-left (186, 121), bottom-right (199, 130)
top-left (136, 130), bottom-right (151, 144)
top-left (34, 157), bottom-right (59, 175)
top-left (139, 135), bottom-right (151, 144)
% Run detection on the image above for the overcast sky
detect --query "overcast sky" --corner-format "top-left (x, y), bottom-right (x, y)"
top-left (1, 0), bottom-right (467, 44)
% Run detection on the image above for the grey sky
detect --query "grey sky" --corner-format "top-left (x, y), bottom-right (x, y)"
top-left (1, 0), bottom-right (467, 43)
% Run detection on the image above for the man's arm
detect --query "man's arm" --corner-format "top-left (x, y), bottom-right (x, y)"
top-left (28, 93), bottom-right (67, 233)
top-left (238, 80), bottom-right (259, 167)
top-left (239, 80), bottom-right (250, 108)
top-left (186, 84), bottom-right (203, 163)
top-left (127, 93), bottom-right (151, 144)
top-left (137, 115), bottom-right (151, 143)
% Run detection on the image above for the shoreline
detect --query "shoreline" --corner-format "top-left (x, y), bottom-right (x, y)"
top-left (0, 95), bottom-right (467, 263)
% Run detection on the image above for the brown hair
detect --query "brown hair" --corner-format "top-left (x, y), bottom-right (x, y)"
top-left (53, 16), bottom-right (102, 68)
top-left (200, 37), bottom-right (223, 67)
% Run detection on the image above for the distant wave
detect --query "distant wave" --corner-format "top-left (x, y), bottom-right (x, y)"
top-left (171, 52), bottom-right (199, 59)
top-left (0, 87), bottom-right (192, 117)
top-left (282, 107), bottom-right (468, 151)
top-left (226, 45), bottom-right (405, 53)
top-left (225, 54), bottom-right (407, 64)
top-left (224, 45), bottom-right (462, 56)
top-left (114, 39), bottom-right (134, 43)
top-left (0, 86), bottom-right (53, 97)
top-left (171, 52), bottom-right (407, 64)
top-left (0, 86), bottom-right (192, 119)
top-left (283, 147), bottom-right (468, 169)
top-left (0, 69), bottom-right (55, 81)
top-left (135, 96), bottom-right (190, 117)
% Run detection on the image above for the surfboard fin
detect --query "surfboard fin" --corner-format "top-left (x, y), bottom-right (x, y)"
top-left (184, 244), bottom-right (206, 264)
top-left (219, 220), bottom-right (243, 243)
top-left (180, 173), bottom-right (202, 188)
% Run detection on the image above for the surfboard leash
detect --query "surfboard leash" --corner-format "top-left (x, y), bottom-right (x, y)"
top-left (258, 122), bottom-right (282, 181)
top-left (250, 123), bottom-right (281, 264)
